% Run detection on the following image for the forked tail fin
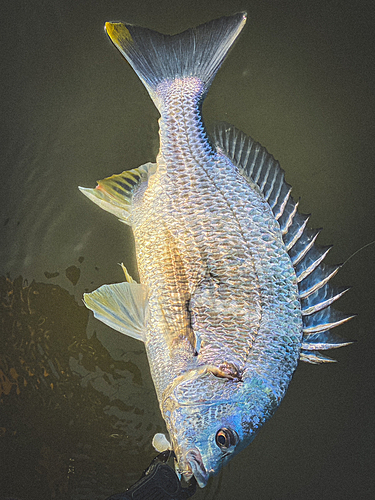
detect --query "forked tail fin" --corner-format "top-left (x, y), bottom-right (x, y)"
top-left (105, 13), bottom-right (246, 105)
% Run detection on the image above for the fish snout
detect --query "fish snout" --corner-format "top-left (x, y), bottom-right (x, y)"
top-left (184, 448), bottom-right (209, 488)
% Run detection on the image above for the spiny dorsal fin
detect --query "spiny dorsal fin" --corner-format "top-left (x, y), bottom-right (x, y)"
top-left (79, 162), bottom-right (156, 225)
top-left (212, 122), bottom-right (354, 363)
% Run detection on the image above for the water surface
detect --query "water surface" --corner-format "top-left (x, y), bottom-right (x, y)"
top-left (1, 1), bottom-right (374, 499)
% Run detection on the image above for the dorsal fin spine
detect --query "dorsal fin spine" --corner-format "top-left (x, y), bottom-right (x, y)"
top-left (295, 245), bottom-right (332, 283)
top-left (301, 286), bottom-right (350, 316)
top-left (264, 168), bottom-right (278, 201)
top-left (290, 228), bottom-right (321, 266)
top-left (298, 264), bottom-right (341, 299)
top-left (274, 186), bottom-right (291, 218)
top-left (280, 200), bottom-right (300, 235)
top-left (284, 215), bottom-right (310, 251)
top-left (259, 159), bottom-right (272, 192)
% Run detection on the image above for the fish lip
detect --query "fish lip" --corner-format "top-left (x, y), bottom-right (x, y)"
top-left (185, 448), bottom-right (209, 488)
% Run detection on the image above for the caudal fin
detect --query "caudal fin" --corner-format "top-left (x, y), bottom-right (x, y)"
top-left (105, 13), bottom-right (246, 103)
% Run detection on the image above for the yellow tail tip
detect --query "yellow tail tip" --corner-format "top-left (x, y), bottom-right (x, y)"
top-left (104, 21), bottom-right (132, 46)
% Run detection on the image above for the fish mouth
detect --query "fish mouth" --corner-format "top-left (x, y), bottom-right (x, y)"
top-left (185, 449), bottom-right (209, 488)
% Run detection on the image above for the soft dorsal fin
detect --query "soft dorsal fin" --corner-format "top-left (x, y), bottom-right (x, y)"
top-left (212, 122), bottom-right (353, 364)
top-left (79, 162), bottom-right (156, 225)
top-left (212, 122), bottom-right (292, 220)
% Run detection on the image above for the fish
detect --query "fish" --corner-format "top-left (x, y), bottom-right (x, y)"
top-left (79, 13), bottom-right (354, 488)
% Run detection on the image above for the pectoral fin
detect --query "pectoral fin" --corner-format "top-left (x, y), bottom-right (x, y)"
top-left (83, 280), bottom-right (148, 341)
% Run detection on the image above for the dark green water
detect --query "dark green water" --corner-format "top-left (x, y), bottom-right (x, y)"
top-left (1, 1), bottom-right (374, 499)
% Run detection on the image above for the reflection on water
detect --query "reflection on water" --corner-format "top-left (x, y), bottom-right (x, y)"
top-left (0, 275), bottom-right (164, 499)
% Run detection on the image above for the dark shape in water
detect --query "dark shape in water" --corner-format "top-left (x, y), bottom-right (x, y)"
top-left (44, 270), bottom-right (60, 279)
top-left (65, 265), bottom-right (80, 285)
top-left (106, 451), bottom-right (197, 500)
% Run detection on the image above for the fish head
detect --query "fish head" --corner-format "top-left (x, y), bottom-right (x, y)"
top-left (162, 370), bottom-right (280, 487)
top-left (170, 402), bottom-right (244, 487)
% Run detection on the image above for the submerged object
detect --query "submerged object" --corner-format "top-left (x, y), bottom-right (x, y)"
top-left (79, 13), bottom-right (353, 488)
top-left (105, 451), bottom-right (196, 500)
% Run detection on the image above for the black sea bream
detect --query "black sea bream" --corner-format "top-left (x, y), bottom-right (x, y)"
top-left (79, 13), bottom-right (353, 487)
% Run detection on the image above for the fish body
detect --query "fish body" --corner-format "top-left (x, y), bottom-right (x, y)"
top-left (80, 13), bottom-right (353, 487)
top-left (135, 75), bottom-right (301, 396)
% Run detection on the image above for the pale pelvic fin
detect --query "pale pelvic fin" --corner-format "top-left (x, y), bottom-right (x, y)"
top-left (83, 281), bottom-right (148, 342)
top-left (152, 433), bottom-right (172, 453)
top-left (78, 162), bottom-right (156, 225)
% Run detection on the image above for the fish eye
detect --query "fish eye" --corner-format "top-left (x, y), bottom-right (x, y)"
top-left (215, 428), bottom-right (238, 450)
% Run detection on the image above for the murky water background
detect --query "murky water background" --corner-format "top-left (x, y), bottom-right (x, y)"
top-left (1, 1), bottom-right (374, 499)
